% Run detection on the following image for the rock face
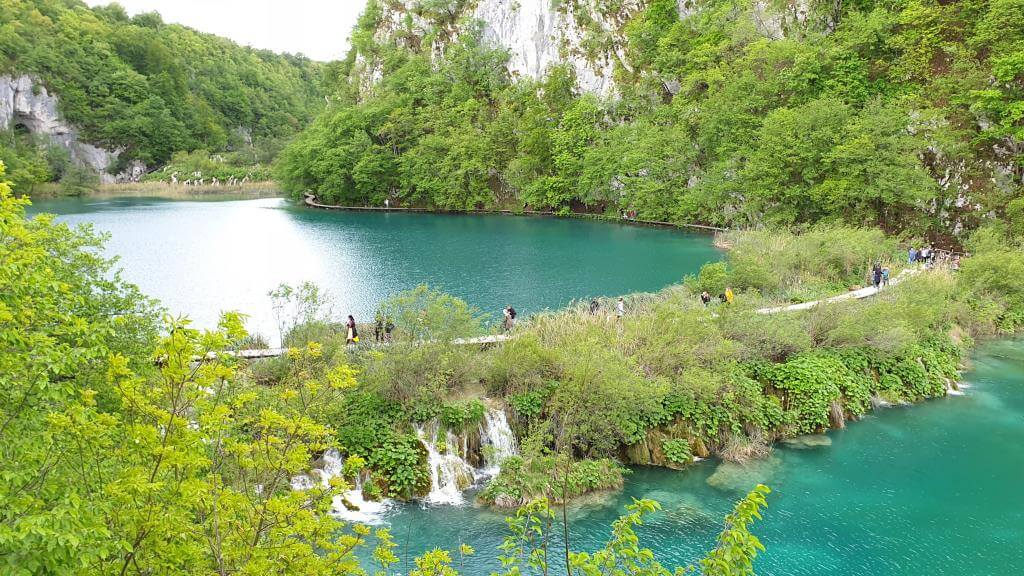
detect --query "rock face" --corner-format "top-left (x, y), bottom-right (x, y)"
top-left (356, 0), bottom-right (643, 95)
top-left (0, 74), bottom-right (145, 183)
top-left (355, 0), bottom-right (805, 95)
top-left (472, 0), bottom-right (641, 94)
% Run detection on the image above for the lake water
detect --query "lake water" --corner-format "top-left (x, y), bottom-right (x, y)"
top-left (369, 339), bottom-right (1024, 575)
top-left (27, 195), bottom-right (720, 341)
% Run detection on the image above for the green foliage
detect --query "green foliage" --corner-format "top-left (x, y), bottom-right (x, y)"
top-left (754, 354), bottom-right (844, 434)
top-left (700, 485), bottom-right (772, 576)
top-left (368, 433), bottom-right (429, 498)
top-left (497, 484), bottom-right (772, 576)
top-left (379, 284), bottom-right (484, 343)
top-left (440, 399), bottom-right (486, 430)
top-left (0, 165), bottom-right (390, 572)
top-left (1, 0), bottom-right (328, 169)
top-left (660, 438), bottom-right (693, 465)
top-left (58, 164), bottom-right (99, 196)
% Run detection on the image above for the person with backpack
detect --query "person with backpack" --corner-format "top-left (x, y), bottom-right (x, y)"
top-left (872, 262), bottom-right (883, 289)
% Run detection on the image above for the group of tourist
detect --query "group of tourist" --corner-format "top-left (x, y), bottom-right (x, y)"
top-left (699, 287), bottom-right (735, 306)
top-left (586, 296), bottom-right (627, 319)
top-left (870, 262), bottom-right (891, 289)
top-left (344, 313), bottom-right (396, 346)
top-left (908, 245), bottom-right (961, 271)
top-left (502, 305), bottom-right (518, 332)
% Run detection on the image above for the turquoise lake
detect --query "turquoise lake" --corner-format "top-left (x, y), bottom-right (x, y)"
top-left (371, 339), bottom-right (1024, 575)
top-left (26, 195), bottom-right (1024, 574)
top-left (27, 195), bottom-right (720, 341)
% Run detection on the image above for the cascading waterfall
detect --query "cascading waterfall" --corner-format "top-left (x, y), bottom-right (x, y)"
top-left (479, 407), bottom-right (518, 476)
top-left (290, 449), bottom-right (390, 524)
top-left (416, 421), bottom-right (476, 505)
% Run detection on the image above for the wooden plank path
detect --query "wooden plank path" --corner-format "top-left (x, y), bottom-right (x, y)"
top-left (226, 270), bottom-right (920, 361)
top-left (302, 193), bottom-right (728, 233)
top-left (227, 334), bottom-right (510, 360)
top-left (755, 268), bottom-right (920, 314)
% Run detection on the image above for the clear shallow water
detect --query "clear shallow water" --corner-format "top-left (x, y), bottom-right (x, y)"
top-left (364, 340), bottom-right (1024, 575)
top-left (27, 195), bottom-right (720, 341)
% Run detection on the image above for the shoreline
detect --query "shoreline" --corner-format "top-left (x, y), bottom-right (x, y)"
top-left (301, 193), bottom-right (729, 234)
top-left (29, 180), bottom-right (282, 199)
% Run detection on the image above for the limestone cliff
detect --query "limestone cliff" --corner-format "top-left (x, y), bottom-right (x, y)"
top-left (350, 0), bottom-right (802, 95)
top-left (0, 75), bottom-right (145, 183)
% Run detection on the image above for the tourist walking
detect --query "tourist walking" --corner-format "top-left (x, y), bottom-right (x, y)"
top-left (700, 290), bottom-right (711, 306)
top-left (724, 287), bottom-right (735, 305)
top-left (503, 305), bottom-right (517, 332)
top-left (908, 246), bottom-right (918, 264)
top-left (881, 266), bottom-right (890, 287)
top-left (616, 297), bottom-right (625, 318)
top-left (346, 315), bottom-right (358, 345)
top-left (589, 298), bottom-right (600, 315)
top-left (374, 311), bottom-right (384, 343)
top-left (871, 262), bottom-right (882, 289)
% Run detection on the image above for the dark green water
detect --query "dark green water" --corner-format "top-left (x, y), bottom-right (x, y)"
top-left (27, 196), bottom-right (719, 340)
top-left (367, 339), bottom-right (1024, 575)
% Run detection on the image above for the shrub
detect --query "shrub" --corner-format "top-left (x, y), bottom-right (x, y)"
top-left (661, 438), bottom-right (693, 464)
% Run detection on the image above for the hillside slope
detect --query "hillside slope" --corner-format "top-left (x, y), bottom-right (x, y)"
top-left (0, 0), bottom-right (332, 189)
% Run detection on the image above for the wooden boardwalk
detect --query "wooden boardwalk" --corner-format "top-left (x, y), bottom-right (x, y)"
top-left (228, 334), bottom-right (510, 360)
top-left (755, 268), bottom-right (920, 314)
top-left (301, 193), bottom-right (728, 233)
top-left (227, 270), bottom-right (923, 361)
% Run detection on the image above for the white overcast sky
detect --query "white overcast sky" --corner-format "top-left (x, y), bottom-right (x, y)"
top-left (85, 0), bottom-right (369, 61)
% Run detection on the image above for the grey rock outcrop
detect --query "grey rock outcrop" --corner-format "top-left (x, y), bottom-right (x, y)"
top-left (0, 74), bottom-right (145, 183)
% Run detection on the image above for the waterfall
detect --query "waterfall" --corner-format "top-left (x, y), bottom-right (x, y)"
top-left (416, 421), bottom-right (476, 505)
top-left (290, 449), bottom-right (391, 524)
top-left (479, 407), bottom-right (518, 476)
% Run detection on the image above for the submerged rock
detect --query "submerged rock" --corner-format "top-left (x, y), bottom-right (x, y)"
top-left (781, 434), bottom-right (833, 449)
top-left (706, 457), bottom-right (781, 492)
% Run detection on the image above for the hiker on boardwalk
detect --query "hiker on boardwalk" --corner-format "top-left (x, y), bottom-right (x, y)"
top-left (919, 245), bottom-right (931, 266)
top-left (871, 262), bottom-right (882, 289)
top-left (882, 266), bottom-right (890, 287)
top-left (724, 287), bottom-right (735, 305)
top-left (346, 315), bottom-right (358, 345)
top-left (700, 290), bottom-right (711, 306)
top-left (503, 305), bottom-right (517, 332)
top-left (374, 312), bottom-right (384, 343)
top-left (908, 246), bottom-right (918, 264)
top-left (589, 298), bottom-right (600, 314)
top-left (616, 297), bottom-right (625, 318)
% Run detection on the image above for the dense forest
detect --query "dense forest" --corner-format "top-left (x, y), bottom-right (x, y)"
top-left (0, 0), bottom-right (334, 191)
top-left (278, 0), bottom-right (1024, 238)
